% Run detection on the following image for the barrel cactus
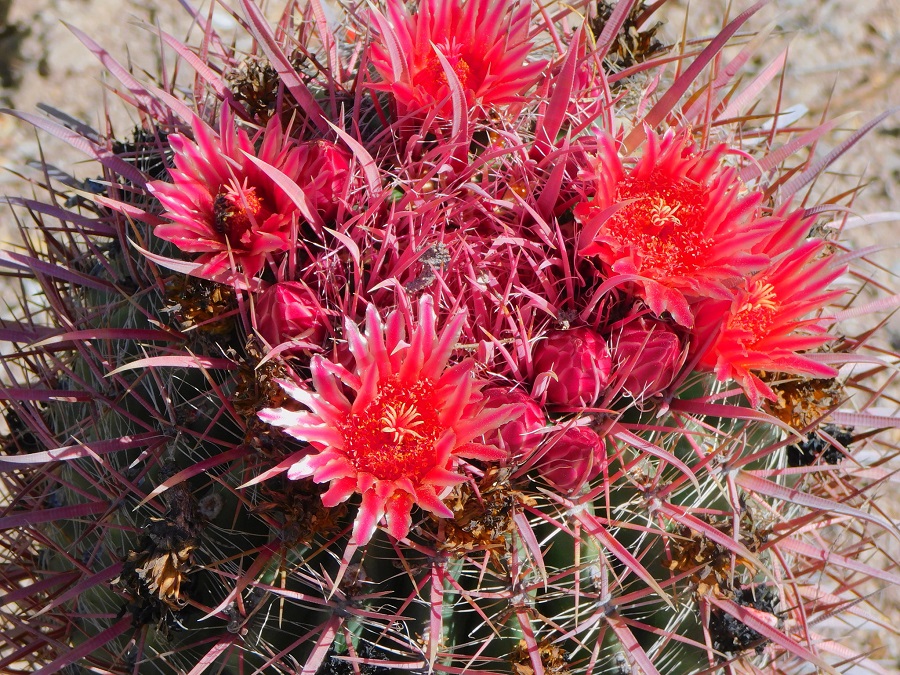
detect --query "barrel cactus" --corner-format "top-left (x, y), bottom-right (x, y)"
top-left (1, 1), bottom-right (898, 673)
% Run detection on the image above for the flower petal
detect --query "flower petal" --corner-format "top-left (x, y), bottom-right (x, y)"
top-left (385, 492), bottom-right (415, 541)
top-left (413, 484), bottom-right (453, 519)
top-left (351, 489), bottom-right (386, 545)
top-left (322, 476), bottom-right (359, 507)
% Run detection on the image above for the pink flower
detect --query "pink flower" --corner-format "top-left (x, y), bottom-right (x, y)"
top-left (482, 387), bottom-right (545, 458)
top-left (255, 282), bottom-right (326, 351)
top-left (536, 426), bottom-right (606, 493)
top-left (258, 295), bottom-right (523, 545)
top-left (149, 109), bottom-right (349, 278)
top-left (612, 316), bottom-right (686, 400)
top-left (532, 327), bottom-right (611, 406)
top-left (367, 0), bottom-right (546, 116)
top-left (575, 130), bottom-right (795, 327)
top-left (693, 240), bottom-right (844, 406)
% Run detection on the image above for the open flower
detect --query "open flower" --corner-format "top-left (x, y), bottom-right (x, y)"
top-left (693, 240), bottom-right (845, 406)
top-left (367, 0), bottom-right (546, 116)
top-left (575, 130), bottom-right (792, 327)
top-left (258, 295), bottom-right (522, 544)
top-left (149, 109), bottom-right (349, 278)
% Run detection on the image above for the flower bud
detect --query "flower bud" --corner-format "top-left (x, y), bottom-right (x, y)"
top-left (256, 282), bottom-right (325, 351)
top-left (482, 387), bottom-right (545, 458)
top-left (613, 318), bottom-right (685, 400)
top-left (533, 327), bottom-right (611, 406)
top-left (296, 140), bottom-right (351, 222)
top-left (537, 426), bottom-right (606, 493)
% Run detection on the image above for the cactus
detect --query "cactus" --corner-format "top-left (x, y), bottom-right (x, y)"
top-left (1, 1), bottom-right (899, 673)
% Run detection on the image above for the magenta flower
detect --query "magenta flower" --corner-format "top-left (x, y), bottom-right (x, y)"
top-left (612, 316), bottom-right (686, 400)
top-left (255, 282), bottom-right (326, 352)
top-left (536, 426), bottom-right (606, 493)
top-left (258, 295), bottom-right (523, 545)
top-left (693, 240), bottom-right (845, 406)
top-left (532, 327), bottom-right (612, 407)
top-left (367, 0), bottom-right (546, 116)
top-left (149, 109), bottom-right (349, 278)
top-left (575, 130), bottom-right (789, 327)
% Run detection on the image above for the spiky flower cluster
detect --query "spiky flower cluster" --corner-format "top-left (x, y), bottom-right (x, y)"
top-left (2, 1), bottom-right (898, 674)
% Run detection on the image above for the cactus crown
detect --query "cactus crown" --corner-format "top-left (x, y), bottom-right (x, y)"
top-left (1, 1), bottom-right (898, 674)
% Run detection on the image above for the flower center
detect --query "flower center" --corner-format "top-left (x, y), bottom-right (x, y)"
top-left (340, 375), bottom-right (445, 482)
top-left (415, 50), bottom-right (471, 95)
top-left (729, 281), bottom-right (779, 346)
top-left (213, 184), bottom-right (265, 243)
top-left (605, 174), bottom-right (713, 278)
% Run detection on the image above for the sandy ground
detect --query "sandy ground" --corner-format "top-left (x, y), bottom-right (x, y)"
top-left (0, 0), bottom-right (898, 670)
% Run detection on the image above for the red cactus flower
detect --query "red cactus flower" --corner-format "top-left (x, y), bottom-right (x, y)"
top-left (255, 282), bottom-right (326, 351)
top-left (536, 425), bottom-right (606, 493)
top-left (533, 327), bottom-right (611, 406)
top-left (693, 240), bottom-right (845, 406)
top-left (367, 0), bottom-right (546, 116)
top-left (612, 316), bottom-right (686, 400)
top-left (258, 295), bottom-right (523, 545)
top-left (149, 110), bottom-right (349, 278)
top-left (482, 387), bottom-right (545, 458)
top-left (575, 130), bottom-right (792, 327)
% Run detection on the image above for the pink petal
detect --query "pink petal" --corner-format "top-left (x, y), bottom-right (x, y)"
top-left (455, 441), bottom-right (507, 461)
top-left (385, 492), bottom-right (415, 541)
top-left (315, 455), bottom-right (356, 482)
top-left (287, 455), bottom-right (316, 480)
top-left (413, 485), bottom-right (453, 519)
top-left (422, 466), bottom-right (466, 488)
top-left (282, 424), bottom-right (345, 448)
top-left (357, 472), bottom-right (376, 494)
top-left (452, 403), bottom-right (523, 443)
top-left (321, 476), bottom-right (360, 507)
top-left (351, 489), bottom-right (386, 545)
